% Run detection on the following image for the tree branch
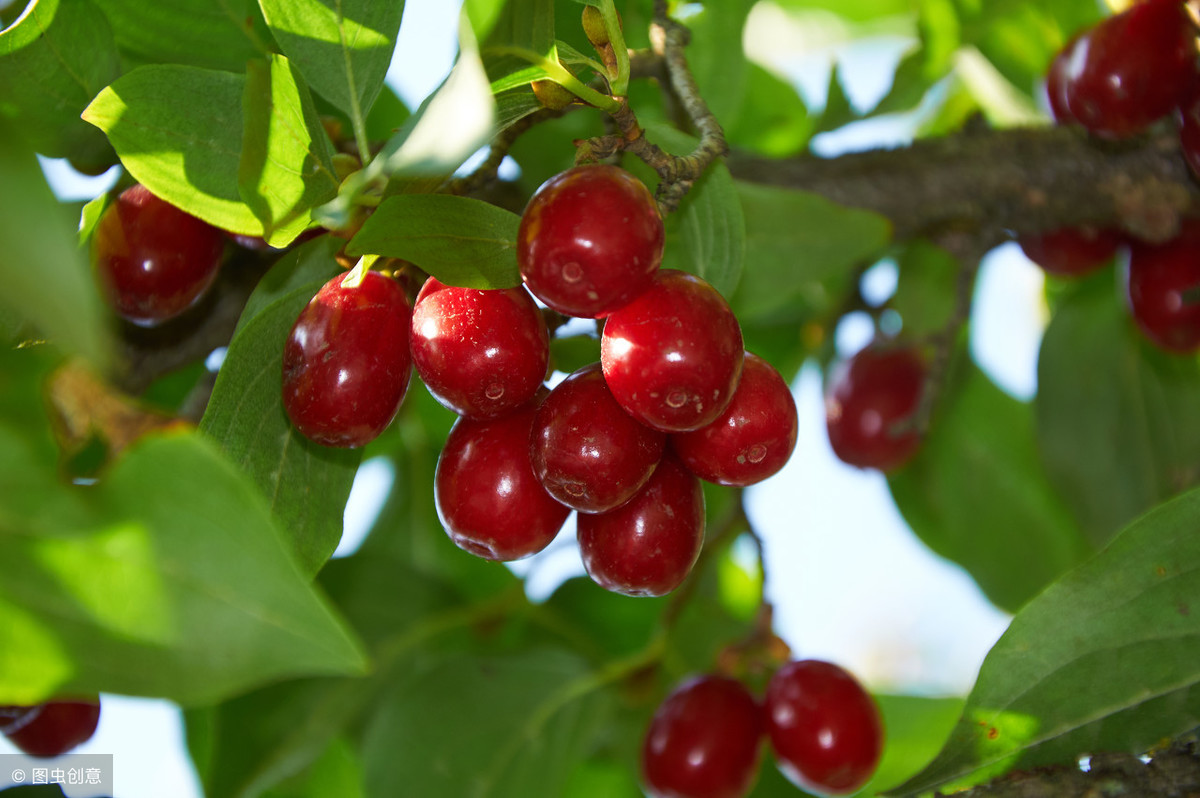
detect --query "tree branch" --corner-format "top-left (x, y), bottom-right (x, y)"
top-left (727, 125), bottom-right (1198, 245)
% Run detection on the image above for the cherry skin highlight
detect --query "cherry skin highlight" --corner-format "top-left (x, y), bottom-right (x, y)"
top-left (3, 700), bottom-right (101, 759)
top-left (517, 164), bottom-right (664, 318)
top-left (0, 706), bottom-right (38, 735)
top-left (825, 345), bottom-right (926, 472)
top-left (281, 270), bottom-right (413, 448)
top-left (764, 660), bottom-right (883, 795)
top-left (576, 452), bottom-right (703, 597)
top-left (1018, 226), bottom-right (1123, 278)
top-left (601, 270), bottom-right (744, 432)
top-left (435, 400), bottom-right (570, 561)
top-left (1058, 0), bottom-right (1196, 138)
top-left (92, 184), bottom-right (225, 326)
top-left (642, 675), bottom-right (764, 798)
top-left (530, 362), bottom-right (665, 513)
top-left (671, 353), bottom-right (798, 487)
top-left (410, 277), bottom-right (550, 419)
top-left (1177, 81), bottom-right (1200, 182)
top-left (1124, 221), bottom-right (1200, 354)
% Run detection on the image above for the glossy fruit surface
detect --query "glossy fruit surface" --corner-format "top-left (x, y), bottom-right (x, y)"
top-left (1018, 226), bottom-right (1123, 278)
top-left (1124, 222), bottom-right (1200, 353)
top-left (642, 675), bottom-right (764, 798)
top-left (764, 660), bottom-right (883, 795)
top-left (0, 706), bottom-right (38, 735)
top-left (671, 353), bottom-right (798, 487)
top-left (282, 270), bottom-right (413, 447)
top-left (517, 164), bottom-right (663, 318)
top-left (1177, 81), bottom-right (1200, 181)
top-left (1044, 41), bottom-right (1075, 123)
top-left (1058, 1), bottom-right (1195, 138)
top-left (410, 277), bottom-right (549, 418)
top-left (435, 400), bottom-right (570, 561)
top-left (92, 184), bottom-right (224, 325)
top-left (531, 362), bottom-right (665, 512)
top-left (3, 700), bottom-right (101, 758)
top-left (577, 453), bottom-right (703, 596)
top-left (825, 345), bottom-right (925, 472)
top-left (601, 270), bottom-right (744, 432)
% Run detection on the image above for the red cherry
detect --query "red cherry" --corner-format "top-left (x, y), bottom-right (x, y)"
top-left (1058, 1), bottom-right (1196, 138)
top-left (281, 270), bottom-right (413, 448)
top-left (1017, 226), bottom-right (1124, 278)
top-left (576, 452), bottom-right (703, 597)
top-left (1177, 79), bottom-right (1200, 180)
top-left (671, 353), bottom-right (798, 487)
top-left (410, 277), bottom-right (550, 419)
top-left (642, 675), bottom-right (764, 798)
top-left (91, 184), bottom-right (224, 326)
top-left (435, 401), bottom-right (570, 561)
top-left (517, 164), bottom-right (664, 318)
top-left (530, 362), bottom-right (665, 513)
top-left (3, 700), bottom-right (101, 759)
top-left (601, 270), bottom-right (744, 433)
top-left (825, 345), bottom-right (926, 472)
top-left (764, 660), bottom-right (883, 795)
top-left (0, 706), bottom-right (38, 735)
top-left (1124, 221), bottom-right (1200, 353)
top-left (1044, 41), bottom-right (1076, 123)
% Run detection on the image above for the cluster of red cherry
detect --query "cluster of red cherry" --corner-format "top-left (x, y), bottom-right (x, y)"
top-left (279, 164), bottom-right (800, 596)
top-left (1022, 0), bottom-right (1200, 353)
top-left (642, 660), bottom-right (883, 798)
top-left (0, 699), bottom-right (100, 759)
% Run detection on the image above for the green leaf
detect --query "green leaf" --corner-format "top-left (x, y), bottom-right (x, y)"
top-left (0, 382), bottom-right (366, 705)
top-left (722, 64), bottom-right (813, 158)
top-left (0, 121), bottom-right (111, 368)
top-left (889, 362), bottom-right (1091, 613)
top-left (889, 486), bottom-right (1200, 796)
top-left (82, 64), bottom-right (263, 235)
top-left (1035, 276), bottom-right (1200, 548)
top-left (771, 0), bottom-right (911, 24)
top-left (200, 237), bottom-right (362, 576)
top-left (239, 54), bottom-right (340, 247)
top-left (890, 239), bottom-right (958, 337)
top-left (257, 0), bottom-right (404, 126)
top-left (814, 64), bottom-right (858, 133)
top-left (0, 0), bottom-right (120, 167)
top-left (346, 194), bottom-right (521, 289)
top-left (362, 649), bottom-right (611, 797)
top-left (731, 181), bottom-right (891, 322)
top-left (91, 0), bottom-right (272, 71)
top-left (465, 0), bottom-right (508, 43)
top-left (683, 0), bottom-right (753, 129)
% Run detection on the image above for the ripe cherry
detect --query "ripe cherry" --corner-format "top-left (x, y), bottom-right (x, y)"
top-left (825, 345), bottom-right (926, 472)
top-left (642, 675), bottom-right (764, 798)
top-left (576, 452), bottom-right (703, 597)
top-left (1017, 226), bottom-right (1124, 278)
top-left (517, 164), bottom-right (663, 318)
top-left (92, 184), bottom-right (225, 326)
top-left (281, 269), bottom-right (413, 448)
top-left (601, 270), bottom-right (744, 433)
top-left (2, 700), bottom-right (101, 758)
top-left (1124, 221), bottom-right (1200, 353)
top-left (1044, 41), bottom-right (1076, 123)
top-left (1177, 81), bottom-right (1200, 181)
top-left (435, 399), bottom-right (570, 561)
top-left (671, 353), bottom-right (798, 487)
top-left (410, 277), bottom-right (550, 419)
top-left (0, 706), bottom-right (38, 735)
top-left (1057, 1), bottom-right (1196, 138)
top-left (530, 362), bottom-right (665, 513)
top-left (764, 660), bottom-right (883, 795)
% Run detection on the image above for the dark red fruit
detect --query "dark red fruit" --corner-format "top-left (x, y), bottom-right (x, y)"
top-left (1177, 80), bottom-right (1200, 180)
top-left (517, 164), bottom-right (663, 318)
top-left (825, 345), bottom-right (925, 472)
top-left (1057, 1), bottom-right (1196, 138)
top-left (92, 184), bottom-right (224, 326)
top-left (576, 452), bottom-right (703, 597)
top-left (0, 706), bottom-right (38, 735)
top-left (764, 660), bottom-right (883, 795)
top-left (531, 362), bottom-right (665, 512)
top-left (1124, 221), bottom-right (1200, 353)
top-left (601, 270), bottom-right (744, 433)
top-left (1018, 226), bottom-right (1124, 278)
top-left (435, 400), bottom-right (570, 561)
top-left (642, 675), bottom-right (764, 798)
top-left (671, 353), bottom-right (798, 487)
top-left (410, 277), bottom-right (550, 419)
top-left (1044, 41), bottom-right (1076, 123)
top-left (3, 700), bottom-right (101, 759)
top-left (281, 269), bottom-right (413, 447)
